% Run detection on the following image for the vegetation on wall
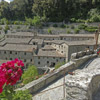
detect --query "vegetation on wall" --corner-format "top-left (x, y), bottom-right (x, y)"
top-left (55, 62), bottom-right (65, 69)
top-left (22, 65), bottom-right (38, 84)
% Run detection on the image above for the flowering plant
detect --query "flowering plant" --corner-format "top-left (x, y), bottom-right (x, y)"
top-left (97, 50), bottom-right (100, 55)
top-left (0, 58), bottom-right (24, 99)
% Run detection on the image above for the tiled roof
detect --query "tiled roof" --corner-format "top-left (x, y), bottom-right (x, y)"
top-left (37, 34), bottom-right (94, 38)
top-left (5, 38), bottom-right (32, 44)
top-left (6, 32), bottom-right (34, 37)
top-left (0, 44), bottom-right (37, 52)
top-left (42, 45), bottom-right (56, 50)
top-left (51, 40), bottom-right (96, 46)
top-left (36, 49), bottom-right (65, 57)
top-left (59, 34), bottom-right (94, 37)
top-left (29, 39), bottom-right (44, 44)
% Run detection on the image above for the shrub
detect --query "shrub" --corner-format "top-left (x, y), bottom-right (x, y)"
top-left (78, 24), bottom-right (87, 29)
top-left (74, 28), bottom-right (80, 34)
top-left (4, 25), bottom-right (10, 34)
top-left (85, 28), bottom-right (96, 32)
top-left (67, 29), bottom-right (71, 34)
top-left (53, 24), bottom-right (58, 27)
top-left (16, 26), bottom-right (20, 29)
top-left (60, 24), bottom-right (66, 28)
top-left (71, 25), bottom-right (75, 29)
top-left (32, 16), bottom-right (42, 27)
top-left (66, 25), bottom-right (69, 28)
top-left (76, 19), bottom-right (86, 23)
top-left (0, 26), bottom-right (2, 30)
top-left (48, 28), bottom-right (52, 34)
top-left (88, 8), bottom-right (100, 22)
top-left (5, 25), bottom-right (10, 30)
top-left (6, 20), bottom-right (10, 25)
top-left (84, 26), bottom-right (98, 32)
top-left (13, 90), bottom-right (32, 100)
top-left (22, 65), bottom-right (38, 84)
top-left (14, 21), bottom-right (19, 25)
top-left (55, 62), bottom-right (65, 69)
top-left (0, 18), bottom-right (7, 25)
top-left (91, 15), bottom-right (100, 22)
top-left (70, 18), bottom-right (76, 22)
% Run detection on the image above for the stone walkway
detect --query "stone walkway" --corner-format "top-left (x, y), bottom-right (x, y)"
top-left (32, 58), bottom-right (100, 100)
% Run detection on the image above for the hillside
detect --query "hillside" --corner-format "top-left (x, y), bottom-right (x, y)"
top-left (0, 0), bottom-right (100, 22)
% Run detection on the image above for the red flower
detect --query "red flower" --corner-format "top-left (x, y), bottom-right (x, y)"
top-left (0, 58), bottom-right (24, 93)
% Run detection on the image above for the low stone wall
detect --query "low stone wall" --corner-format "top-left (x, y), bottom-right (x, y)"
top-left (65, 57), bottom-right (100, 100)
top-left (71, 50), bottom-right (96, 67)
top-left (65, 74), bottom-right (100, 100)
top-left (17, 51), bottom-right (97, 94)
top-left (88, 75), bottom-right (100, 100)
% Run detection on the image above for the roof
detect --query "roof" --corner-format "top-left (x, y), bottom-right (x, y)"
top-left (0, 44), bottom-right (37, 52)
top-left (37, 34), bottom-right (94, 38)
top-left (29, 39), bottom-right (44, 44)
top-left (0, 40), bottom-right (6, 46)
top-left (36, 49), bottom-right (66, 57)
top-left (52, 40), bottom-right (96, 46)
top-left (59, 34), bottom-right (94, 38)
top-left (37, 34), bottom-right (59, 38)
top-left (6, 32), bottom-right (34, 37)
top-left (5, 38), bottom-right (32, 44)
top-left (42, 45), bottom-right (56, 50)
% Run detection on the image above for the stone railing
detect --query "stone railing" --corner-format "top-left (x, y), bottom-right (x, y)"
top-left (17, 50), bottom-right (97, 94)
top-left (88, 74), bottom-right (100, 100)
top-left (71, 50), bottom-right (96, 67)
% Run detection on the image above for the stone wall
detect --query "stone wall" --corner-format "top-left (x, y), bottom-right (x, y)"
top-left (17, 50), bottom-right (97, 94)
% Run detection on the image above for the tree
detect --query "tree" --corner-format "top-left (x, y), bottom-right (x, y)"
top-left (0, 1), bottom-right (11, 19)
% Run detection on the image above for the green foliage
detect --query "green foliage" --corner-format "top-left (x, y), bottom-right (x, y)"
top-left (66, 25), bottom-right (69, 28)
top-left (0, 0), bottom-right (100, 22)
top-left (74, 28), bottom-right (80, 34)
top-left (75, 19), bottom-right (86, 23)
top-left (5, 25), bottom-right (10, 30)
top-left (78, 24), bottom-right (87, 29)
top-left (14, 21), bottom-right (20, 25)
top-left (22, 65), bottom-right (38, 84)
top-left (85, 26), bottom-right (98, 32)
top-left (53, 24), bottom-right (58, 27)
top-left (88, 8), bottom-right (100, 22)
top-left (70, 18), bottom-right (76, 22)
top-left (4, 25), bottom-right (10, 34)
top-left (32, 16), bottom-right (42, 27)
top-left (48, 28), bottom-right (52, 34)
top-left (25, 16), bottom-right (42, 27)
top-left (0, 18), bottom-right (7, 25)
top-left (71, 25), bottom-right (75, 29)
top-left (16, 25), bottom-right (20, 29)
top-left (0, 85), bottom-right (15, 100)
top-left (67, 29), bottom-right (71, 34)
top-left (55, 62), bottom-right (65, 69)
top-left (60, 24), bottom-right (66, 28)
top-left (13, 90), bottom-right (32, 100)
top-left (0, 26), bottom-right (2, 30)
